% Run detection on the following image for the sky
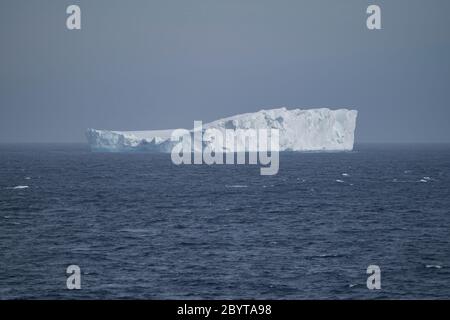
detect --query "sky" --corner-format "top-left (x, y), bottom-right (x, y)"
top-left (1, 0), bottom-right (449, 143)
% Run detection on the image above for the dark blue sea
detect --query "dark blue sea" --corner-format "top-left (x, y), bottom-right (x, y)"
top-left (0, 143), bottom-right (449, 299)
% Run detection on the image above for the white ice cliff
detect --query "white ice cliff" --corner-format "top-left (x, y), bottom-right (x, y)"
top-left (86, 108), bottom-right (358, 152)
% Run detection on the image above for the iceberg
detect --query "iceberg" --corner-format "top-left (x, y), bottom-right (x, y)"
top-left (86, 107), bottom-right (358, 152)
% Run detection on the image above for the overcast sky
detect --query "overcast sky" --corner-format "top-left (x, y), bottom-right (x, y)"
top-left (1, 0), bottom-right (449, 143)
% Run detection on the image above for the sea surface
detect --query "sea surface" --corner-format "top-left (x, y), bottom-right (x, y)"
top-left (0, 143), bottom-right (449, 299)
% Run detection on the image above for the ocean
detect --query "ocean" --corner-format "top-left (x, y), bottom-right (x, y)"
top-left (0, 143), bottom-right (449, 299)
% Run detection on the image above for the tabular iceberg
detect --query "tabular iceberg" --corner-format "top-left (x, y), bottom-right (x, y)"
top-left (86, 107), bottom-right (358, 152)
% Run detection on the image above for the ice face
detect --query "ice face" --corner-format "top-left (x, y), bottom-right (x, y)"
top-left (86, 107), bottom-right (358, 152)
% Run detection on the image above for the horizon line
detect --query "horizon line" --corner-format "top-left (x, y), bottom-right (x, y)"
top-left (1, 141), bottom-right (450, 145)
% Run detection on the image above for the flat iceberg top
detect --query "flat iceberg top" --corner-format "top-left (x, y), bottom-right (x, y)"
top-left (110, 129), bottom-right (175, 141)
top-left (86, 107), bottom-right (358, 152)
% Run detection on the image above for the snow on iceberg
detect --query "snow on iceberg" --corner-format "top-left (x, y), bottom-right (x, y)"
top-left (86, 107), bottom-right (358, 152)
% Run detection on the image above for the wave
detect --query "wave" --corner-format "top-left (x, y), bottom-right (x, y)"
top-left (225, 185), bottom-right (248, 188)
top-left (7, 185), bottom-right (29, 190)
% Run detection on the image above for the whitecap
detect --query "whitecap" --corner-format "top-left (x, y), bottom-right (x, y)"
top-left (314, 253), bottom-right (343, 258)
top-left (225, 185), bottom-right (248, 188)
top-left (419, 179), bottom-right (428, 183)
top-left (425, 264), bottom-right (442, 269)
top-left (335, 179), bottom-right (344, 183)
top-left (24, 177), bottom-right (31, 180)
top-left (11, 185), bottom-right (29, 190)
top-left (342, 173), bottom-right (349, 177)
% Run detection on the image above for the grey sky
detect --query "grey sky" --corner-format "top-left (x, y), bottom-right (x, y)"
top-left (1, 0), bottom-right (449, 143)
